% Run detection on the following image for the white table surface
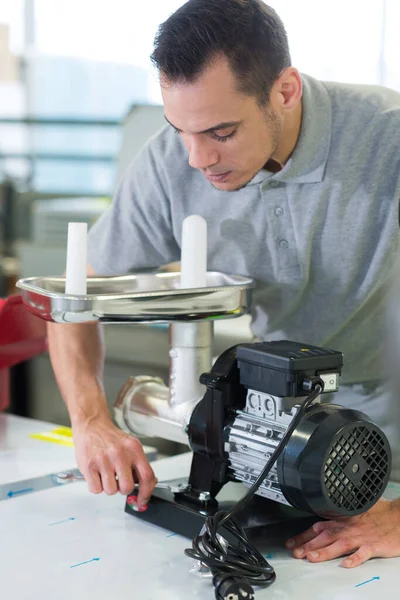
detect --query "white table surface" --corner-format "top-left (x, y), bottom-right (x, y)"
top-left (0, 414), bottom-right (399, 599)
top-left (0, 414), bottom-right (79, 484)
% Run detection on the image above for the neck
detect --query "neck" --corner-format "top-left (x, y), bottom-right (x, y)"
top-left (272, 100), bottom-right (303, 166)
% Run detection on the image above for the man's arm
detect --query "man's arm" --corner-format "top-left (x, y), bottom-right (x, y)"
top-left (285, 497), bottom-right (400, 567)
top-left (47, 264), bottom-right (157, 506)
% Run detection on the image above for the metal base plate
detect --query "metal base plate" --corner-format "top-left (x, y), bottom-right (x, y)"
top-left (125, 480), bottom-right (318, 541)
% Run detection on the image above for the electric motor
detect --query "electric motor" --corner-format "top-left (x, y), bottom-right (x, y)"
top-left (188, 341), bottom-right (391, 518)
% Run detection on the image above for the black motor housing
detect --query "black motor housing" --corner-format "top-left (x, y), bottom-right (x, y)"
top-left (277, 404), bottom-right (391, 517)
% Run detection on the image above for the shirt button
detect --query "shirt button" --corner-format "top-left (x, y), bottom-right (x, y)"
top-left (279, 239), bottom-right (289, 249)
top-left (270, 180), bottom-right (280, 188)
top-left (274, 206), bottom-right (284, 217)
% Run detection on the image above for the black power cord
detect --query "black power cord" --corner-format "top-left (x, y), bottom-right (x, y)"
top-left (185, 379), bottom-right (324, 600)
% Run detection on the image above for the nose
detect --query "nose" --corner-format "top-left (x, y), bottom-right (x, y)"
top-left (187, 137), bottom-right (219, 170)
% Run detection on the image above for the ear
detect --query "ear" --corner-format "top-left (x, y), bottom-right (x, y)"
top-left (272, 67), bottom-right (302, 113)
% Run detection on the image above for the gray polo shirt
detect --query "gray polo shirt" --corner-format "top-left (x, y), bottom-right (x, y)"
top-left (88, 74), bottom-right (400, 388)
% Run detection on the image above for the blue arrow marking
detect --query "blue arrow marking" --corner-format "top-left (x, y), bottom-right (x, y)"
top-left (264, 553), bottom-right (273, 560)
top-left (7, 488), bottom-right (34, 498)
top-left (49, 517), bottom-right (75, 527)
top-left (70, 558), bottom-right (100, 569)
top-left (355, 576), bottom-right (380, 588)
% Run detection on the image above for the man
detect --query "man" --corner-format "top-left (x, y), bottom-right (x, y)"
top-left (48, 0), bottom-right (400, 567)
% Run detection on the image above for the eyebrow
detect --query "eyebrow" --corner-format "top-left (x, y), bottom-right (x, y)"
top-left (164, 115), bottom-right (242, 134)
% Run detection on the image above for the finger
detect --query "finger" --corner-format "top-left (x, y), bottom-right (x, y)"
top-left (115, 464), bottom-right (135, 496)
top-left (131, 445), bottom-right (157, 506)
top-left (135, 465), bottom-right (156, 506)
top-left (84, 463), bottom-right (103, 494)
top-left (312, 520), bottom-right (347, 534)
top-left (305, 537), bottom-right (358, 563)
top-left (341, 544), bottom-right (376, 568)
top-left (99, 459), bottom-right (119, 496)
top-left (286, 521), bottom-right (330, 550)
top-left (293, 526), bottom-right (345, 558)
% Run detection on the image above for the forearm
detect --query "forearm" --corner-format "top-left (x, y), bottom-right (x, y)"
top-left (47, 321), bottom-right (109, 424)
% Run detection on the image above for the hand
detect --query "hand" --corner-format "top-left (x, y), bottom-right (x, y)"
top-left (72, 415), bottom-right (157, 506)
top-left (285, 498), bottom-right (400, 567)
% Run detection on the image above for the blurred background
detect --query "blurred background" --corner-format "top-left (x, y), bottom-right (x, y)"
top-left (0, 0), bottom-right (399, 431)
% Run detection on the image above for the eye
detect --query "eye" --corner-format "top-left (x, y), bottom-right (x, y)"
top-left (210, 130), bottom-right (237, 142)
top-left (172, 127), bottom-right (183, 135)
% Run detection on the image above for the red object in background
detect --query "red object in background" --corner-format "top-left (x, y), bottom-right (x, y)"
top-left (0, 295), bottom-right (47, 411)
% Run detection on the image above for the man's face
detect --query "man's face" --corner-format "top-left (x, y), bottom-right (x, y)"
top-left (161, 56), bottom-right (283, 192)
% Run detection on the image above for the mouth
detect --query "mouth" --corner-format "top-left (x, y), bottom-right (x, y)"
top-left (204, 171), bottom-right (232, 184)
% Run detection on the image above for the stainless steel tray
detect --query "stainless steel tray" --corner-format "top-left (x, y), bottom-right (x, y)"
top-left (16, 272), bottom-right (254, 323)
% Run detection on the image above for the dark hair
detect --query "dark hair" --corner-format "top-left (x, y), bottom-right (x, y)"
top-left (151, 0), bottom-right (291, 105)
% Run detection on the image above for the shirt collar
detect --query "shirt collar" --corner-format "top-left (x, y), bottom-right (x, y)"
top-left (249, 74), bottom-right (332, 186)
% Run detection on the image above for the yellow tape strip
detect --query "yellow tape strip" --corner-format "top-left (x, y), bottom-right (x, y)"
top-left (51, 427), bottom-right (73, 438)
top-left (30, 428), bottom-right (74, 447)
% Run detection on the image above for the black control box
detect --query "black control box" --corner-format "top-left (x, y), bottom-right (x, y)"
top-left (237, 340), bottom-right (343, 397)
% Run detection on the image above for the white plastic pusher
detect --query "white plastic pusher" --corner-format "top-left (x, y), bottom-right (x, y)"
top-left (114, 215), bottom-right (213, 445)
top-left (65, 222), bottom-right (87, 295)
top-left (180, 215), bottom-right (207, 288)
